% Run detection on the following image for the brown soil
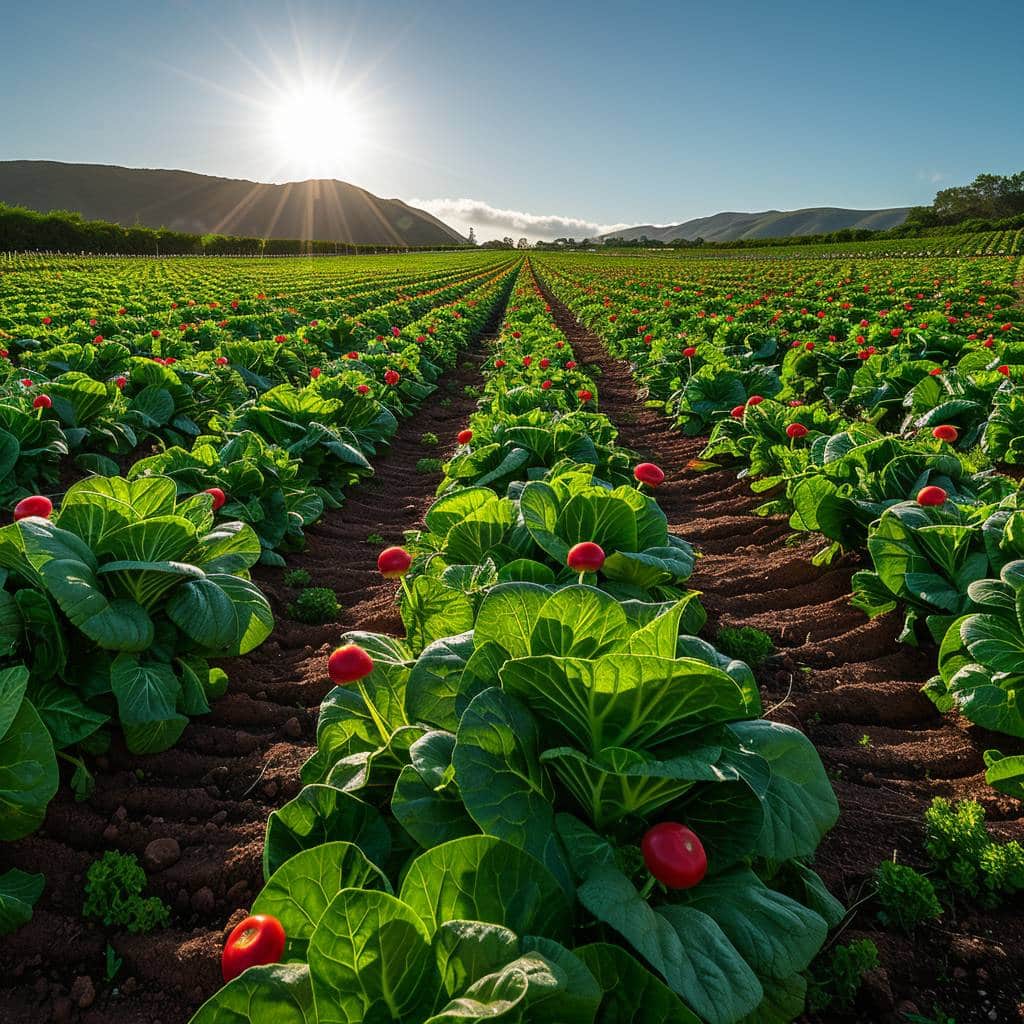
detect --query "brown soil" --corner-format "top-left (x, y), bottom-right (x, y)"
top-left (535, 272), bottom-right (1024, 1024)
top-left (0, 350), bottom-right (488, 1024)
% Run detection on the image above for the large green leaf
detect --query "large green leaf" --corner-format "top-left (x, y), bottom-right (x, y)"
top-left (453, 688), bottom-right (570, 892)
top-left (308, 889), bottom-right (434, 1024)
top-left (400, 836), bottom-right (572, 941)
top-left (728, 721), bottom-right (839, 860)
top-left (263, 786), bottom-right (390, 880)
top-left (110, 653), bottom-right (188, 753)
top-left (576, 865), bottom-right (762, 1024)
top-left (191, 963), bottom-right (316, 1024)
top-left (166, 574), bottom-right (273, 655)
top-left (253, 842), bottom-right (391, 960)
top-left (681, 868), bottom-right (827, 979)
top-left (0, 668), bottom-right (58, 840)
top-left (0, 869), bottom-right (45, 937)
top-left (529, 586), bottom-right (630, 658)
top-left (501, 655), bottom-right (750, 754)
top-left (575, 943), bottom-right (701, 1024)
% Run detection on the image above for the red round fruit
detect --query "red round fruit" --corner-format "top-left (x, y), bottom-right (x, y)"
top-left (730, 405), bottom-right (746, 418)
top-left (204, 487), bottom-right (227, 511)
top-left (457, 429), bottom-right (473, 445)
top-left (216, 356), bottom-right (229, 366)
top-left (567, 541), bottom-right (605, 573)
top-left (377, 546), bottom-right (412, 579)
top-left (917, 485), bottom-right (948, 507)
top-left (683, 346), bottom-right (697, 358)
top-left (384, 369), bottom-right (400, 385)
top-left (641, 822), bottom-right (707, 889)
top-left (932, 425), bottom-right (958, 442)
top-left (786, 423), bottom-right (808, 439)
top-left (309, 367), bottom-right (321, 379)
top-left (13, 495), bottom-right (53, 522)
top-left (32, 394), bottom-right (52, 410)
top-left (634, 463), bottom-right (665, 486)
top-left (221, 914), bottom-right (286, 983)
top-left (328, 644), bottom-right (374, 684)
top-left (747, 395), bottom-right (764, 406)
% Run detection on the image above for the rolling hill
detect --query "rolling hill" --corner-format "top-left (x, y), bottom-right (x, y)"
top-left (0, 161), bottom-right (466, 246)
top-left (600, 206), bottom-right (911, 243)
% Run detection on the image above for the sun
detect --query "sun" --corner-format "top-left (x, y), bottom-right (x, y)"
top-left (269, 86), bottom-right (370, 178)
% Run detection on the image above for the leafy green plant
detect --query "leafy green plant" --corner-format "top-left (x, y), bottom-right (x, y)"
top-left (104, 942), bottom-right (123, 982)
top-left (83, 851), bottom-right (171, 933)
top-left (294, 581), bottom-right (840, 1024)
top-left (128, 431), bottom-right (324, 566)
top-left (365, 532), bottom-right (385, 545)
top-left (807, 937), bottom-right (879, 1011)
top-left (0, 868), bottom-right (44, 936)
top-left (852, 500), bottom-right (992, 644)
top-left (283, 568), bottom-right (312, 588)
top-left (714, 625), bottom-right (775, 668)
top-left (924, 797), bottom-right (1024, 907)
top-left (419, 431), bottom-right (439, 446)
top-left (874, 859), bottom-right (941, 932)
top-left (924, 557), bottom-right (1024, 738)
top-left (415, 457), bottom-right (444, 473)
top-left (0, 476), bottom-right (273, 758)
top-left (287, 587), bottom-right (341, 625)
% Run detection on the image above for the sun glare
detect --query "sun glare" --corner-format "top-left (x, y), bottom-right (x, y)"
top-left (269, 86), bottom-right (370, 178)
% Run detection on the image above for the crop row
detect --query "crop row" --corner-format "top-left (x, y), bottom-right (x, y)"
top-left (532, 250), bottom-right (1024, 798)
top-left (189, 263), bottom-right (841, 1024)
top-left (0, 254), bottom-right (519, 934)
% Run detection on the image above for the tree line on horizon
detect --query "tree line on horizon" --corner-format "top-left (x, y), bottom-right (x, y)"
top-left (1, 171), bottom-right (1021, 255)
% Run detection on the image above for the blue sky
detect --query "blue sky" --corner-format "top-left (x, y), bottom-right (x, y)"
top-left (3, 0), bottom-right (1023, 239)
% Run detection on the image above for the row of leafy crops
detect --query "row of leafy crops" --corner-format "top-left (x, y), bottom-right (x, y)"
top-left (0, 254), bottom-right (518, 900)
top-left (191, 264), bottom-right (841, 1024)
top-left (532, 250), bottom-right (1024, 795)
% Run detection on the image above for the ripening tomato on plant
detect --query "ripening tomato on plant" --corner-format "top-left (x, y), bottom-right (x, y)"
top-left (204, 487), bottom-right (227, 511)
top-left (932, 425), bottom-right (958, 442)
top-left (13, 495), bottom-right (53, 521)
top-left (567, 541), bottom-right (605, 582)
top-left (634, 463), bottom-right (665, 488)
top-left (328, 644), bottom-right (374, 685)
top-left (457, 429), bottom-right (472, 445)
top-left (641, 822), bottom-right (707, 890)
top-left (377, 546), bottom-right (412, 579)
top-left (32, 394), bottom-right (52, 410)
top-left (384, 369), bottom-right (401, 385)
top-left (222, 915), bottom-right (286, 983)
top-left (917, 485), bottom-right (947, 507)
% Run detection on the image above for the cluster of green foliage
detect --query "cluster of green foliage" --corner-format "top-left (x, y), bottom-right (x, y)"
top-left (924, 798), bottom-right (1024, 907)
top-left (873, 860), bottom-right (942, 933)
top-left (83, 851), bottom-right (170, 933)
top-left (715, 626), bottom-right (775, 669)
top-left (807, 938), bottom-right (879, 1012)
top-left (287, 587), bottom-right (341, 625)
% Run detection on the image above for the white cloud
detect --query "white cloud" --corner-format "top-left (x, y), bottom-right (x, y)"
top-left (409, 196), bottom-right (630, 243)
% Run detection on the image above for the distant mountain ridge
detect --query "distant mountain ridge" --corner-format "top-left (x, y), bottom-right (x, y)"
top-left (601, 206), bottom-right (911, 243)
top-left (0, 161), bottom-right (466, 246)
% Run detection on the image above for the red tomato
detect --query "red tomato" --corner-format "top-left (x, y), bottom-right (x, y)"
top-left (917, 485), bottom-right (948, 507)
top-left (221, 914), bottom-right (286, 982)
top-left (204, 487), bottom-right (227, 511)
top-left (567, 541), bottom-right (605, 573)
top-left (328, 644), bottom-right (374, 684)
top-left (634, 463), bottom-right (665, 486)
top-left (13, 495), bottom-right (53, 522)
top-left (377, 546), bottom-right (412, 579)
top-left (641, 822), bottom-right (707, 889)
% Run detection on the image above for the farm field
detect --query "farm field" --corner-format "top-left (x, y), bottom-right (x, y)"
top-left (0, 248), bottom-right (1023, 1024)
